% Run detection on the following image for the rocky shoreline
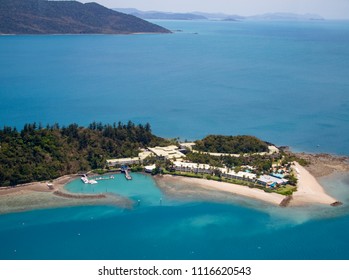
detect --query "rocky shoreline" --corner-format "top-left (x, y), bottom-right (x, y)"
top-left (295, 152), bottom-right (349, 178)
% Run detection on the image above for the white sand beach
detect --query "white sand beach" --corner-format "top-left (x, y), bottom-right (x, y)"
top-left (0, 159), bottom-right (341, 213)
top-left (290, 162), bottom-right (338, 206)
top-left (156, 161), bottom-right (339, 207)
top-left (157, 175), bottom-right (285, 205)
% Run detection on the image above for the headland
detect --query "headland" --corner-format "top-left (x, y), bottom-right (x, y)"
top-left (0, 122), bottom-right (347, 214)
top-left (1, 151), bottom-right (347, 214)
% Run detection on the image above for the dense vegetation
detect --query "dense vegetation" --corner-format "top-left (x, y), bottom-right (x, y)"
top-left (193, 135), bottom-right (269, 154)
top-left (0, 121), bottom-right (172, 186)
top-left (0, 0), bottom-right (170, 34)
top-left (185, 152), bottom-right (280, 174)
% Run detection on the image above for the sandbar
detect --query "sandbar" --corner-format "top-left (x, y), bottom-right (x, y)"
top-left (0, 175), bottom-right (133, 214)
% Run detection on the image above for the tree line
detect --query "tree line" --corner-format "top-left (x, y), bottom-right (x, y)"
top-left (194, 135), bottom-right (269, 154)
top-left (0, 121), bottom-right (171, 186)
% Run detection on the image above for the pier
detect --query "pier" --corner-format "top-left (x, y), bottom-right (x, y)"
top-left (121, 165), bottom-right (132, 180)
top-left (95, 175), bottom-right (115, 181)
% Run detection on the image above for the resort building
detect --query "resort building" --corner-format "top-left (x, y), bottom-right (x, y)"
top-left (148, 145), bottom-right (185, 160)
top-left (179, 142), bottom-right (196, 151)
top-left (222, 170), bottom-right (257, 182)
top-left (107, 157), bottom-right (141, 167)
top-left (173, 162), bottom-right (259, 183)
top-left (191, 145), bottom-right (280, 157)
top-left (173, 161), bottom-right (212, 174)
top-left (144, 164), bottom-right (156, 173)
top-left (257, 175), bottom-right (288, 188)
top-left (107, 150), bottom-right (153, 167)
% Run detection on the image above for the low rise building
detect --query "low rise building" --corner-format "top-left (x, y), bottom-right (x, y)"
top-left (144, 164), bottom-right (156, 173)
top-left (179, 142), bottom-right (196, 151)
top-left (107, 157), bottom-right (141, 167)
top-left (257, 175), bottom-right (288, 188)
top-left (107, 150), bottom-right (153, 167)
top-left (173, 161), bottom-right (212, 174)
top-left (222, 170), bottom-right (257, 182)
top-left (148, 145), bottom-right (185, 160)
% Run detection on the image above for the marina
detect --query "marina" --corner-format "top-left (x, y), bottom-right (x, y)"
top-left (80, 174), bottom-right (98, 185)
top-left (81, 174), bottom-right (115, 184)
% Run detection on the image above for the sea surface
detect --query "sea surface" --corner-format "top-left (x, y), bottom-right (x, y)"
top-left (1, 20), bottom-right (349, 259)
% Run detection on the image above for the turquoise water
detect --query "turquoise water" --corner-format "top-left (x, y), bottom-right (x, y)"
top-left (66, 173), bottom-right (166, 207)
top-left (0, 172), bottom-right (349, 260)
top-left (1, 20), bottom-right (349, 259)
top-left (0, 20), bottom-right (349, 154)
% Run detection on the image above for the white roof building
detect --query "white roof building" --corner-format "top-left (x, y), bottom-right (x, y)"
top-left (257, 175), bottom-right (287, 186)
top-left (106, 150), bottom-right (153, 167)
top-left (148, 146), bottom-right (185, 160)
top-left (144, 164), bottom-right (156, 173)
top-left (224, 170), bottom-right (257, 181)
top-left (173, 161), bottom-right (211, 171)
top-left (179, 142), bottom-right (196, 151)
top-left (106, 157), bottom-right (141, 167)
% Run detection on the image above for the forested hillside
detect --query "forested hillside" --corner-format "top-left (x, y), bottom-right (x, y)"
top-left (194, 135), bottom-right (269, 154)
top-left (0, 0), bottom-right (170, 34)
top-left (0, 121), bottom-right (171, 186)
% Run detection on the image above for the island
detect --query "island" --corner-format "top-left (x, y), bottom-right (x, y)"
top-left (0, 121), bottom-right (348, 214)
top-left (0, 0), bottom-right (170, 34)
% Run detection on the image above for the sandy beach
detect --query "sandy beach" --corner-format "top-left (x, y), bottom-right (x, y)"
top-left (156, 175), bottom-right (285, 206)
top-left (0, 152), bottom-right (346, 213)
top-left (155, 160), bottom-right (341, 207)
top-left (289, 162), bottom-right (338, 206)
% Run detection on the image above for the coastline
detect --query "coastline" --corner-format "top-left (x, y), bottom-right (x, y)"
top-left (153, 153), bottom-right (346, 207)
top-left (0, 175), bottom-right (133, 215)
top-left (0, 152), bottom-right (347, 214)
top-left (154, 162), bottom-right (338, 207)
top-left (295, 152), bottom-right (349, 177)
top-left (289, 162), bottom-right (338, 206)
top-left (154, 175), bottom-right (285, 206)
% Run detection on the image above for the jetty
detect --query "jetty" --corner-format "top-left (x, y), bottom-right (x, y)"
top-left (95, 175), bottom-right (115, 181)
top-left (121, 165), bottom-right (132, 180)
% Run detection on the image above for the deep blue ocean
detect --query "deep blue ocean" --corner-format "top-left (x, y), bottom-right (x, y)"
top-left (1, 20), bottom-right (349, 260)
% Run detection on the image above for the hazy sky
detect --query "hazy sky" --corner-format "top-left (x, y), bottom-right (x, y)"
top-left (80, 0), bottom-right (349, 19)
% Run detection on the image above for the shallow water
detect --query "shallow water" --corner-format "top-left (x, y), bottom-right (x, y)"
top-left (1, 19), bottom-right (349, 259)
top-left (1, 172), bottom-right (349, 260)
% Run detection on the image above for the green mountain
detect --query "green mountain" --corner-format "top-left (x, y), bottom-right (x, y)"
top-left (0, 0), bottom-right (170, 34)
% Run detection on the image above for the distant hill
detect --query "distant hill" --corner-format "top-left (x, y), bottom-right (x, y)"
top-left (248, 13), bottom-right (324, 21)
top-left (0, 0), bottom-right (170, 34)
top-left (114, 8), bottom-right (324, 22)
top-left (192, 11), bottom-right (245, 21)
top-left (114, 8), bottom-right (207, 20)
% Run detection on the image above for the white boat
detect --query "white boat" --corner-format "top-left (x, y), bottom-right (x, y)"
top-left (81, 174), bottom-right (98, 184)
top-left (81, 176), bottom-right (89, 184)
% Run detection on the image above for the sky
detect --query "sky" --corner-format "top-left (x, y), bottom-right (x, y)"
top-left (79, 0), bottom-right (349, 19)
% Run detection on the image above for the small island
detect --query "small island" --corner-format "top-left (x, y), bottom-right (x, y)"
top-left (0, 121), bottom-right (347, 214)
top-left (0, 0), bottom-right (170, 34)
